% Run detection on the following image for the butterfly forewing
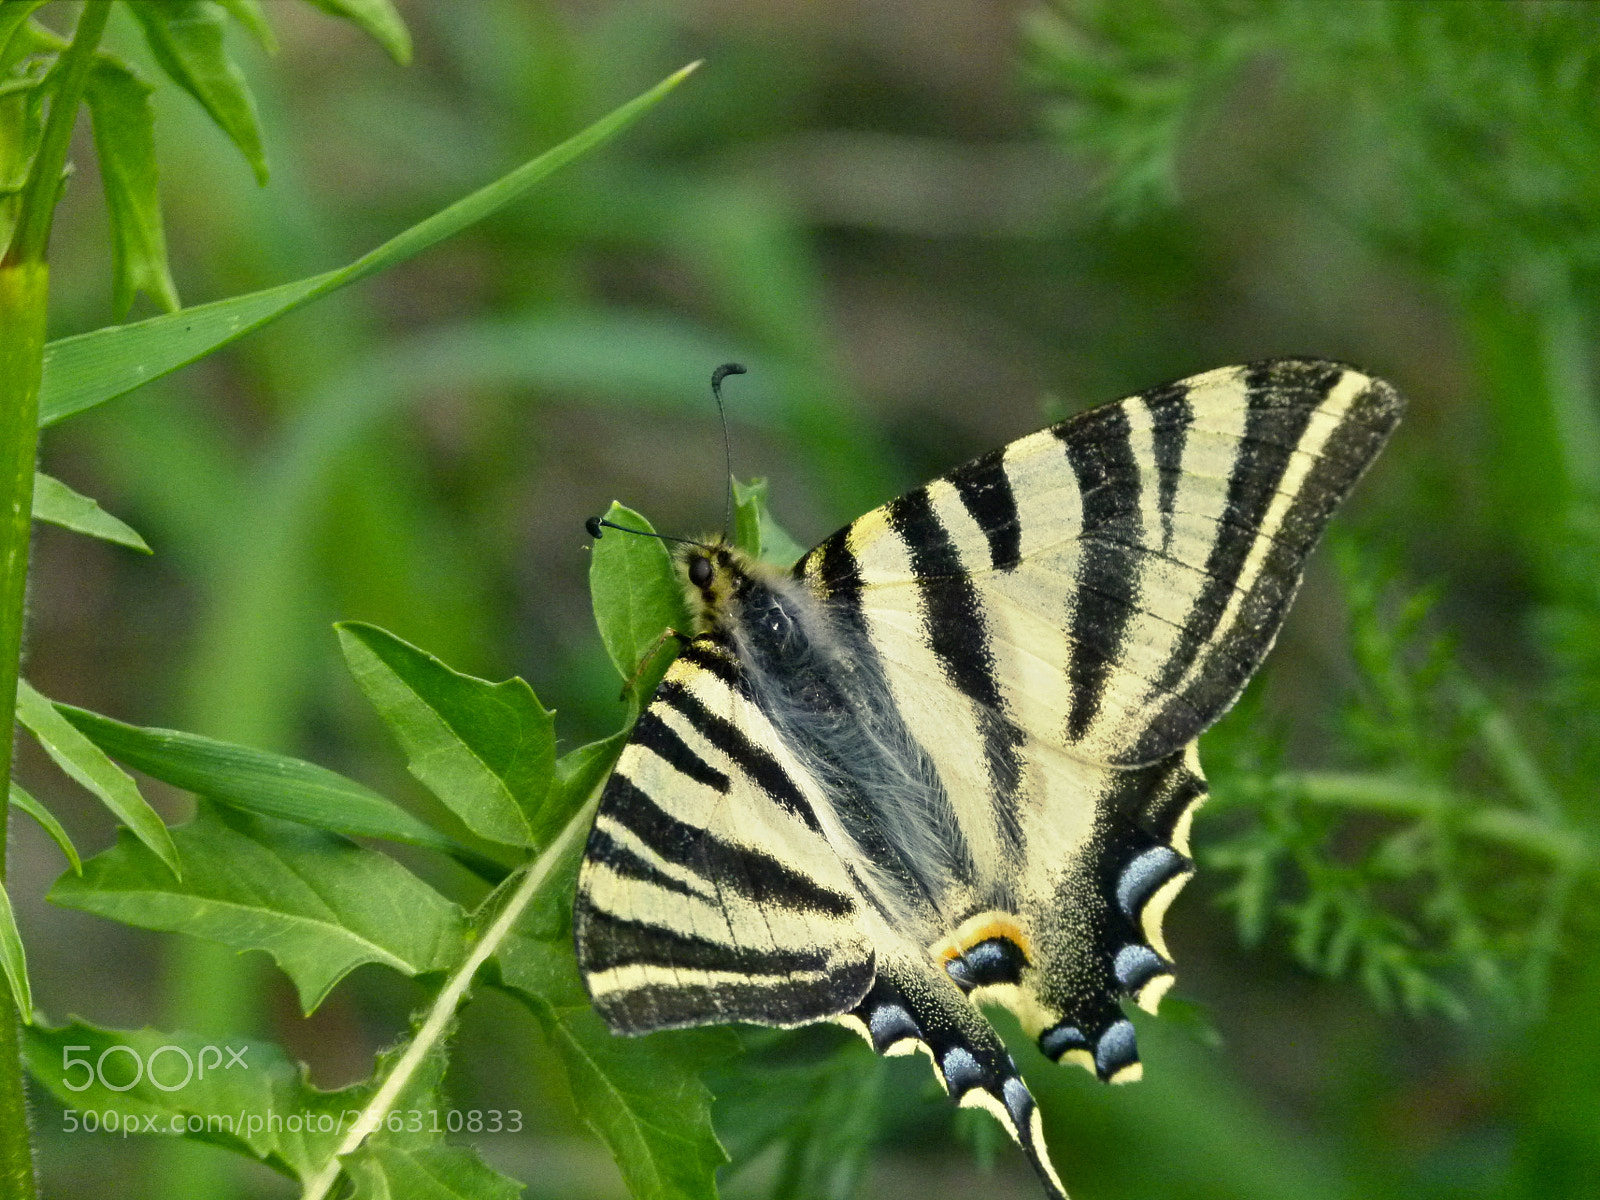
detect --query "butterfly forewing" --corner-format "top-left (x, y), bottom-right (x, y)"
top-left (574, 638), bottom-right (875, 1032)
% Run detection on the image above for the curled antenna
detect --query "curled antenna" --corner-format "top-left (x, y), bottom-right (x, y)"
top-left (710, 363), bottom-right (746, 540)
top-left (585, 515), bottom-right (709, 551)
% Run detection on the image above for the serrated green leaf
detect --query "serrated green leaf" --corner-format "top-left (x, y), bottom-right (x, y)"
top-left (0, 880), bottom-right (31, 1022)
top-left (214, 0), bottom-right (276, 52)
top-left (497, 922), bottom-right (735, 1200)
top-left (302, 0), bottom-right (411, 65)
top-left (31, 470), bottom-right (150, 551)
top-left (14, 680), bottom-right (179, 877)
top-left (23, 1019), bottom-right (372, 1179)
top-left (347, 1142), bottom-right (523, 1200)
top-left (127, 0), bottom-right (268, 184)
top-left (50, 804), bottom-right (467, 1012)
top-left (731, 477), bottom-right (806, 567)
top-left (9, 781), bottom-right (81, 874)
top-left (337, 622), bottom-right (552, 849)
top-left (589, 502), bottom-right (691, 701)
top-left (37, 62), bottom-right (700, 428)
top-left (84, 54), bottom-right (178, 317)
top-left (53, 700), bottom-right (461, 854)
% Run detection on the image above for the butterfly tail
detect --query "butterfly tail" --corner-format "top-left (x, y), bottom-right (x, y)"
top-left (840, 966), bottom-right (1071, 1200)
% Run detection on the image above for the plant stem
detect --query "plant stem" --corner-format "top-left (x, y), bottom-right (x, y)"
top-left (1287, 771), bottom-right (1595, 873)
top-left (298, 794), bottom-right (599, 1200)
top-left (0, 259), bottom-right (47, 1200)
top-left (0, 8), bottom-right (111, 1192)
top-left (3, 0), bottom-right (108, 267)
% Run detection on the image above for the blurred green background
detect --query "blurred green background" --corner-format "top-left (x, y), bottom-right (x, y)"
top-left (14, 1), bottom-right (1599, 1197)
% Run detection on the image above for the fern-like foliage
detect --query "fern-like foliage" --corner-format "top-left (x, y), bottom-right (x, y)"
top-left (1203, 538), bottom-right (1598, 1022)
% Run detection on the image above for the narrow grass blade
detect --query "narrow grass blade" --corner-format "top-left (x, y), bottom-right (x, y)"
top-left (31, 471), bottom-right (150, 552)
top-left (53, 701), bottom-right (461, 854)
top-left (0, 882), bottom-right (30, 1023)
top-left (37, 62), bottom-right (700, 428)
top-left (9, 782), bottom-right (81, 874)
top-left (14, 680), bottom-right (179, 877)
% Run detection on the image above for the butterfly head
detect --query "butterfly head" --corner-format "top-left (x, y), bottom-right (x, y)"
top-left (679, 541), bottom-right (780, 638)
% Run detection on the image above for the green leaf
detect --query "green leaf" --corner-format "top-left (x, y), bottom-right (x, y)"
top-left (0, 4), bottom-right (53, 75)
top-left (53, 701), bottom-right (460, 854)
top-left (346, 1142), bottom-right (523, 1200)
top-left (23, 1019), bottom-right (367, 1179)
top-left (711, 1027), bottom-right (885, 1200)
top-left (589, 502), bottom-right (691, 701)
top-left (31, 470), bottom-right (150, 551)
top-left (14, 680), bottom-right (179, 877)
top-left (497, 918), bottom-right (735, 1200)
top-left (301, 0), bottom-right (411, 65)
top-left (0, 14), bottom-right (53, 210)
top-left (36, 61), bottom-right (700, 428)
top-left (126, 0), bottom-right (268, 184)
top-left (51, 804), bottom-right (468, 1013)
top-left (84, 54), bottom-right (179, 317)
top-left (337, 622), bottom-right (553, 849)
top-left (0, 879), bottom-right (31, 1022)
top-left (731, 477), bottom-right (806, 567)
top-left (533, 726), bottom-right (631, 845)
top-left (9, 781), bottom-right (81, 874)
top-left (213, 0), bottom-right (276, 52)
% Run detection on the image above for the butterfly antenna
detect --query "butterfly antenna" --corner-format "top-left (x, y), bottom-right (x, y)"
top-left (710, 363), bottom-right (745, 541)
top-left (585, 516), bottom-right (710, 551)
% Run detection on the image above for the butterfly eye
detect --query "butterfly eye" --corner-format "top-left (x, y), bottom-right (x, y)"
top-left (688, 555), bottom-right (713, 587)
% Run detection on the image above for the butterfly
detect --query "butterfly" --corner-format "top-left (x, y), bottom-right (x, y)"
top-left (573, 358), bottom-right (1402, 1197)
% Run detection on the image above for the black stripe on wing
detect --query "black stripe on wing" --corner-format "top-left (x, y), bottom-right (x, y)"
top-left (1145, 381), bottom-right (1192, 553)
top-left (1129, 361), bottom-right (1403, 762)
top-left (1056, 403), bottom-right (1143, 742)
top-left (674, 637), bottom-right (747, 693)
top-left (655, 678), bottom-right (821, 831)
top-left (1150, 360), bottom-right (1332, 695)
top-left (885, 487), bottom-right (1027, 840)
top-left (594, 776), bottom-right (855, 917)
top-left (947, 446), bottom-right (1023, 571)
top-left (630, 708), bottom-right (730, 793)
top-left (581, 908), bottom-right (834, 977)
top-left (584, 824), bottom-right (713, 906)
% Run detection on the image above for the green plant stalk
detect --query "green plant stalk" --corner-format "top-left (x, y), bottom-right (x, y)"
top-left (0, 263), bottom-right (46, 1200)
top-left (0, 9), bottom-right (113, 1188)
top-left (4, 0), bottom-right (109, 267)
top-left (297, 791), bottom-right (599, 1200)
top-left (1287, 772), bottom-right (1595, 873)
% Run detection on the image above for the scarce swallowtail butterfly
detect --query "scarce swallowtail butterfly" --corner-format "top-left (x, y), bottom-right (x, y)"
top-left (574, 358), bottom-right (1403, 1197)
